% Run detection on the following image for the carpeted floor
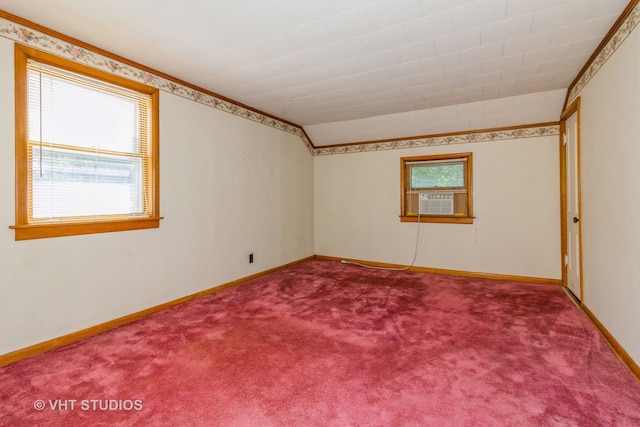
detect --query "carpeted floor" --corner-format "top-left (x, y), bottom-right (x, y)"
top-left (1, 259), bottom-right (639, 426)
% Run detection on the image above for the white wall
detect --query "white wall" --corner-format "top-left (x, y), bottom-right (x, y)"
top-left (314, 136), bottom-right (561, 279)
top-left (0, 37), bottom-right (315, 355)
top-left (576, 24), bottom-right (640, 365)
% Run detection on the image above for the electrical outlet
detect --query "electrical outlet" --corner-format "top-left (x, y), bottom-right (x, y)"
top-left (249, 253), bottom-right (254, 263)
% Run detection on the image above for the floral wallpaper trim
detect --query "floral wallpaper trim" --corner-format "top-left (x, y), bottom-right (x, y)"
top-left (3, 7), bottom-right (632, 157)
top-left (0, 16), bottom-right (315, 154)
top-left (312, 125), bottom-right (560, 156)
top-left (568, 2), bottom-right (640, 103)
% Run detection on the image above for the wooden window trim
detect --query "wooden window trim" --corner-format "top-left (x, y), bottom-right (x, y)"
top-left (10, 44), bottom-right (161, 240)
top-left (400, 152), bottom-right (473, 224)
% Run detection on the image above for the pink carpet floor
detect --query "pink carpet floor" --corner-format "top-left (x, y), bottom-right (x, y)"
top-left (1, 259), bottom-right (640, 426)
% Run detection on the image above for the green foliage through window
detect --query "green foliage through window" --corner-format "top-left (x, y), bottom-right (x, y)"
top-left (410, 162), bottom-right (464, 189)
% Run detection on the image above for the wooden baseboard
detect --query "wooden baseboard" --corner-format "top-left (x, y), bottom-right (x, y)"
top-left (5, 254), bottom-right (636, 385)
top-left (315, 255), bottom-right (563, 286)
top-left (582, 304), bottom-right (640, 382)
top-left (0, 256), bottom-right (314, 368)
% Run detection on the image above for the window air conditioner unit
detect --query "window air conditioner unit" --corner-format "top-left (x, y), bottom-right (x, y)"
top-left (419, 193), bottom-right (454, 215)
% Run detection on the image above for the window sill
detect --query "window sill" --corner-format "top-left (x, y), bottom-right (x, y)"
top-left (400, 215), bottom-right (473, 224)
top-left (10, 217), bottom-right (163, 241)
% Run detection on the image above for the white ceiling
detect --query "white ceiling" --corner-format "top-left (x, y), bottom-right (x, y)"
top-left (0, 0), bottom-right (631, 146)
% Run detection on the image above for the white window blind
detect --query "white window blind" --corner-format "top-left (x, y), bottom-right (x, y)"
top-left (27, 60), bottom-right (152, 222)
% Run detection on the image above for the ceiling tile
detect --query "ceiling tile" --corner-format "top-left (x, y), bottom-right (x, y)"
top-left (328, 0), bottom-right (379, 13)
top-left (482, 53), bottom-right (524, 73)
top-left (550, 16), bottom-right (619, 46)
top-left (445, 63), bottom-right (483, 79)
top-left (566, 37), bottom-right (604, 57)
top-left (521, 44), bottom-right (572, 66)
top-left (530, 0), bottom-right (593, 33)
top-left (263, 0), bottom-right (339, 26)
top-left (385, 61), bottom-right (425, 79)
top-left (220, 45), bottom-right (276, 67)
top-left (401, 11), bottom-right (454, 42)
top-left (515, 73), bottom-right (565, 90)
top-left (360, 25), bottom-right (410, 53)
top-left (419, 0), bottom-right (477, 16)
top-left (586, 0), bottom-right (629, 20)
top-left (0, 0), bottom-right (59, 20)
top-left (466, 71), bottom-right (502, 86)
top-left (315, 37), bottom-right (371, 64)
top-left (421, 52), bottom-right (461, 71)
top-left (484, 78), bottom-right (519, 94)
top-left (357, 50), bottom-right (400, 71)
top-left (499, 64), bottom-right (542, 80)
top-left (410, 69), bottom-right (447, 85)
top-left (323, 7), bottom-right (378, 39)
top-left (506, 0), bottom-right (567, 18)
top-left (503, 30), bottom-right (553, 55)
top-left (0, 0), bottom-right (630, 144)
top-left (212, 9), bottom-right (286, 48)
top-left (378, 77), bottom-right (414, 91)
top-left (460, 42), bottom-right (504, 64)
top-left (456, 102), bottom-right (485, 120)
top-left (280, 21), bottom-right (341, 52)
top-left (452, 83), bottom-right (484, 99)
top-left (480, 14), bottom-right (533, 45)
top-left (539, 56), bottom-right (590, 74)
top-left (431, 105), bottom-right (459, 123)
top-left (393, 39), bottom-right (438, 63)
top-left (433, 27), bottom-right (481, 55)
top-left (483, 96), bottom-right (515, 116)
top-left (468, 116), bottom-right (498, 130)
top-left (450, 0), bottom-right (508, 32)
top-left (324, 58), bottom-right (367, 76)
top-left (364, 0), bottom-right (424, 28)
top-left (432, 77), bottom-right (467, 93)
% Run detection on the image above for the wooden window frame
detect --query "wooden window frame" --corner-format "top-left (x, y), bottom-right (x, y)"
top-left (10, 44), bottom-right (161, 240)
top-left (400, 152), bottom-right (473, 224)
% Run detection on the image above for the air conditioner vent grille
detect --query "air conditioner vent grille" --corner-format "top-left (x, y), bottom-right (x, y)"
top-left (419, 193), bottom-right (454, 215)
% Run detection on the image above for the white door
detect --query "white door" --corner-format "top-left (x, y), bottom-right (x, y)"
top-left (565, 111), bottom-right (581, 300)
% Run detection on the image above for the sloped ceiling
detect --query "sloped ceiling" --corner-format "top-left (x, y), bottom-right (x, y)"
top-left (0, 0), bottom-right (632, 146)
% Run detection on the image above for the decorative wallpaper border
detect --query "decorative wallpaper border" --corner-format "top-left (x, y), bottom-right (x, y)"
top-left (568, 1), bottom-right (640, 103)
top-left (0, 16), bottom-right (315, 155)
top-left (1, 3), bottom-right (636, 157)
top-left (312, 125), bottom-right (560, 156)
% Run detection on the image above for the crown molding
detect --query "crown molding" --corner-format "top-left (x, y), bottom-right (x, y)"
top-left (313, 123), bottom-right (560, 156)
top-left (3, 6), bottom-right (633, 157)
top-left (0, 11), bottom-right (316, 154)
top-left (566, 0), bottom-right (640, 107)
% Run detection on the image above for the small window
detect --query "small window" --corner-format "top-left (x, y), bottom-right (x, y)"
top-left (11, 45), bottom-right (160, 240)
top-left (400, 153), bottom-right (473, 224)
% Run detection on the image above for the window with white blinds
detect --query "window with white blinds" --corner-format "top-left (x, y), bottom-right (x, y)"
top-left (27, 61), bottom-right (151, 220)
top-left (12, 45), bottom-right (160, 240)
